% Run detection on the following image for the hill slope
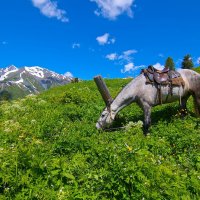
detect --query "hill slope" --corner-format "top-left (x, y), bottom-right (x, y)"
top-left (0, 79), bottom-right (199, 199)
top-left (194, 66), bottom-right (200, 73)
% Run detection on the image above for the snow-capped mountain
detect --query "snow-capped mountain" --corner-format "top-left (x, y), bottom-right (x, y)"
top-left (0, 65), bottom-right (73, 99)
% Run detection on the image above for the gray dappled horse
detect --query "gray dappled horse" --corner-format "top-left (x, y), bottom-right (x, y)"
top-left (96, 69), bottom-right (200, 134)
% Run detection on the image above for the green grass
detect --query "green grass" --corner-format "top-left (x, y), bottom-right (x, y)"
top-left (0, 79), bottom-right (199, 199)
top-left (194, 66), bottom-right (200, 74)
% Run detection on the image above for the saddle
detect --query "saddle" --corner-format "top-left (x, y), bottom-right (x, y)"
top-left (146, 66), bottom-right (169, 84)
top-left (141, 65), bottom-right (185, 104)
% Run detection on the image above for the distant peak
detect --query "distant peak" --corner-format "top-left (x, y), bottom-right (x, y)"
top-left (6, 65), bottom-right (18, 71)
top-left (25, 66), bottom-right (44, 78)
top-left (28, 66), bottom-right (43, 70)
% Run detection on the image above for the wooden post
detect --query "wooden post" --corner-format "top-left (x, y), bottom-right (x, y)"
top-left (94, 75), bottom-right (113, 106)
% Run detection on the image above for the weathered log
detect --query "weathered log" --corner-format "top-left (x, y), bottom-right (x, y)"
top-left (94, 75), bottom-right (113, 106)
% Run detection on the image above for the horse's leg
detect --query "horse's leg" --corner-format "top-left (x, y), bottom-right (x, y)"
top-left (179, 95), bottom-right (190, 118)
top-left (142, 103), bottom-right (152, 135)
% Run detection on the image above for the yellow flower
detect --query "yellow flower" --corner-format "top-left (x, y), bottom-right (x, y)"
top-left (125, 143), bottom-right (132, 151)
top-left (127, 146), bottom-right (132, 151)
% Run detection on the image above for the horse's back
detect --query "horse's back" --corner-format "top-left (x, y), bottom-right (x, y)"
top-left (178, 69), bottom-right (200, 93)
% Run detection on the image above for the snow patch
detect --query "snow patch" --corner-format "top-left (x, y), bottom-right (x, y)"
top-left (4, 65), bottom-right (18, 72)
top-left (48, 69), bottom-right (65, 79)
top-left (9, 72), bottom-right (24, 84)
top-left (11, 79), bottom-right (24, 84)
top-left (0, 68), bottom-right (18, 81)
top-left (25, 66), bottom-right (44, 78)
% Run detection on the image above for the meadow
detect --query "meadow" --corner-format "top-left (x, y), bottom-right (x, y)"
top-left (0, 78), bottom-right (199, 199)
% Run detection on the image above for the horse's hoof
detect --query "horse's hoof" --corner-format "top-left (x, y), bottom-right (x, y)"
top-left (144, 132), bottom-right (150, 137)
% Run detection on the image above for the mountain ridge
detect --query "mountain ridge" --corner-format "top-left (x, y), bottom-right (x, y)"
top-left (0, 65), bottom-right (73, 100)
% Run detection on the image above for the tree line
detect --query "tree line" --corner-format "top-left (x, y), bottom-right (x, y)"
top-left (164, 54), bottom-right (196, 70)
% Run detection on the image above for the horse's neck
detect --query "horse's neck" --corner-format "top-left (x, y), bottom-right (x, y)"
top-left (111, 93), bottom-right (130, 112)
top-left (110, 78), bottom-right (139, 115)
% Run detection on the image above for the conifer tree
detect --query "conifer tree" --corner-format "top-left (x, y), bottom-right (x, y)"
top-left (165, 57), bottom-right (175, 70)
top-left (181, 54), bottom-right (194, 69)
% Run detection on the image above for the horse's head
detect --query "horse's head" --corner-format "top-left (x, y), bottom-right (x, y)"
top-left (96, 107), bottom-right (115, 130)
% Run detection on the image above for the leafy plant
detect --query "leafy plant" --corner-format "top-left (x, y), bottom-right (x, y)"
top-left (0, 79), bottom-right (199, 199)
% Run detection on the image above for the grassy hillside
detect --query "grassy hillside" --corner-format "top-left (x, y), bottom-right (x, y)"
top-left (0, 79), bottom-right (199, 199)
top-left (194, 66), bottom-right (200, 73)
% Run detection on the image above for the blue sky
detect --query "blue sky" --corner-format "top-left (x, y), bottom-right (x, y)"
top-left (0, 0), bottom-right (200, 79)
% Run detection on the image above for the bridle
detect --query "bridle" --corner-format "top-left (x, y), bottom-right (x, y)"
top-left (97, 104), bottom-right (113, 128)
top-left (97, 104), bottom-right (126, 131)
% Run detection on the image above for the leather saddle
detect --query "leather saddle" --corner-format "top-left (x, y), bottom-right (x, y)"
top-left (144, 65), bottom-right (181, 85)
top-left (141, 65), bottom-right (184, 104)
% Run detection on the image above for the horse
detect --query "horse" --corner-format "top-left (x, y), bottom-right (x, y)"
top-left (96, 69), bottom-right (200, 135)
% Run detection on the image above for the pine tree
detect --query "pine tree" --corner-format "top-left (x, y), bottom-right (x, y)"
top-left (181, 54), bottom-right (194, 69)
top-left (165, 57), bottom-right (175, 70)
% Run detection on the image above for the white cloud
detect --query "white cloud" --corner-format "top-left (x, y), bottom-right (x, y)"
top-left (96, 33), bottom-right (115, 45)
top-left (106, 49), bottom-right (140, 73)
top-left (64, 71), bottom-right (73, 78)
top-left (123, 49), bottom-right (137, 55)
top-left (106, 49), bottom-right (137, 64)
top-left (72, 43), bottom-right (80, 49)
top-left (118, 49), bottom-right (137, 62)
top-left (31, 0), bottom-right (68, 22)
top-left (91, 0), bottom-right (135, 20)
top-left (106, 53), bottom-right (118, 61)
top-left (122, 62), bottom-right (134, 73)
top-left (121, 63), bottom-right (145, 73)
top-left (196, 57), bottom-right (200, 64)
top-left (153, 62), bottom-right (164, 70)
top-left (96, 33), bottom-right (109, 45)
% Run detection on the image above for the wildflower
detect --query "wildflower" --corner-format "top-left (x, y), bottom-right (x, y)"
top-left (59, 187), bottom-right (64, 193)
top-left (125, 143), bottom-right (132, 151)
top-left (127, 146), bottom-right (132, 151)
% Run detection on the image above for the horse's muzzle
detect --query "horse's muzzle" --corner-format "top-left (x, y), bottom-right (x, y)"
top-left (96, 122), bottom-right (102, 130)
